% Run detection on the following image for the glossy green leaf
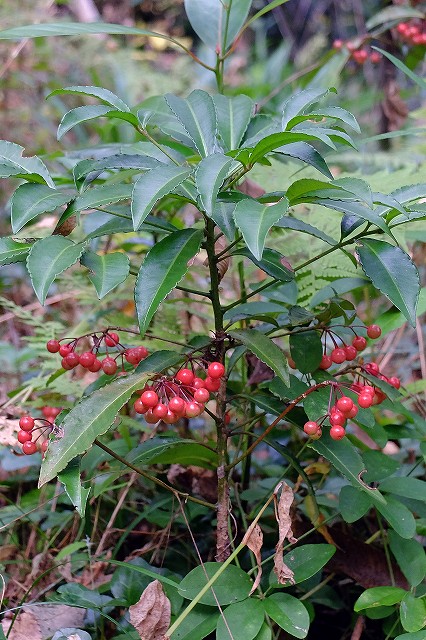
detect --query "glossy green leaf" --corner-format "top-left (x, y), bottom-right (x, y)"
top-left (196, 154), bottom-right (237, 215)
top-left (135, 349), bottom-right (184, 375)
top-left (289, 331), bottom-right (323, 373)
top-left (313, 199), bottom-right (390, 233)
top-left (165, 91), bottom-right (217, 157)
top-left (250, 131), bottom-right (337, 165)
top-left (67, 184), bottom-right (133, 214)
top-left (135, 228), bottom-right (203, 336)
top-left (184, 0), bottom-right (252, 51)
top-left (178, 563), bottom-right (252, 606)
top-left (373, 47), bottom-right (426, 92)
top-left (400, 594), bottom-right (426, 634)
top-left (58, 457), bottom-right (90, 517)
top-left (81, 250), bottom-right (129, 298)
top-left (27, 236), bottom-right (85, 304)
top-left (253, 623), bottom-right (272, 640)
top-left (84, 213), bottom-right (176, 240)
top-left (39, 371), bottom-right (152, 486)
top-left (229, 328), bottom-right (289, 384)
top-left (354, 587), bottom-right (407, 612)
top-left (281, 88), bottom-right (333, 130)
top-left (210, 202), bottom-right (237, 240)
top-left (339, 485), bottom-right (373, 523)
top-left (234, 198), bottom-right (289, 260)
top-left (131, 166), bottom-right (191, 230)
top-left (213, 94), bottom-right (253, 151)
top-left (0, 237), bottom-right (31, 266)
top-left (356, 239), bottom-right (419, 326)
top-left (57, 105), bottom-right (115, 140)
top-left (128, 437), bottom-right (218, 469)
top-left (374, 495), bottom-right (416, 539)
top-left (235, 248), bottom-right (294, 282)
top-left (48, 85), bottom-right (130, 111)
top-left (271, 544), bottom-right (336, 586)
top-left (73, 154), bottom-right (163, 188)
top-left (396, 633), bottom-right (426, 640)
top-left (388, 531), bottom-right (426, 587)
top-left (275, 142), bottom-right (332, 179)
top-left (333, 177), bottom-right (373, 206)
top-left (0, 140), bottom-right (53, 186)
top-left (275, 216), bottom-right (336, 245)
top-left (216, 598), bottom-right (264, 640)
top-left (264, 593), bottom-right (309, 639)
top-left (11, 183), bottom-right (72, 232)
top-left (380, 476), bottom-right (426, 500)
top-left (169, 604), bottom-right (219, 640)
top-left (293, 107), bottom-right (360, 133)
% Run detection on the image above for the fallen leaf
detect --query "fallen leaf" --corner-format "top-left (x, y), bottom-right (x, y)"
top-left (243, 523), bottom-right (263, 595)
top-left (129, 579), bottom-right (171, 640)
top-left (273, 482), bottom-right (297, 585)
top-left (0, 417), bottom-right (20, 446)
top-left (2, 611), bottom-right (42, 640)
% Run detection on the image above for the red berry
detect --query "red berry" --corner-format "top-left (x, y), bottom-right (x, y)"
top-left (207, 362), bottom-right (225, 379)
top-left (192, 377), bottom-right (206, 389)
top-left (88, 358), bottom-right (102, 373)
top-left (333, 39), bottom-right (343, 49)
top-left (362, 385), bottom-right (375, 396)
top-left (42, 406), bottom-right (54, 418)
top-left (49, 407), bottom-right (61, 418)
top-left (46, 340), bottom-right (60, 353)
top-left (372, 390), bottom-right (386, 405)
top-left (344, 345), bottom-right (357, 361)
top-left (367, 325), bottom-right (381, 339)
top-left (370, 51), bottom-right (382, 64)
top-left (79, 352), bottom-right (96, 368)
top-left (135, 346), bottom-right (149, 360)
top-left (105, 332), bottom-right (119, 347)
top-left (124, 348), bottom-right (141, 365)
top-left (352, 49), bottom-right (368, 64)
top-left (163, 409), bottom-right (178, 425)
top-left (65, 352), bottom-right (80, 368)
top-left (102, 357), bottom-right (118, 375)
top-left (358, 394), bottom-right (373, 408)
top-left (61, 358), bottom-right (73, 370)
top-left (347, 404), bottom-right (359, 418)
top-left (389, 376), bottom-right (401, 389)
top-left (185, 402), bottom-right (203, 418)
top-left (330, 425), bottom-right (346, 440)
top-left (168, 396), bottom-right (186, 416)
top-left (194, 388), bottom-right (210, 403)
top-left (365, 362), bottom-right (379, 375)
top-left (352, 336), bottom-right (367, 352)
top-left (304, 421), bottom-right (319, 436)
top-left (141, 390), bottom-right (159, 408)
top-left (331, 348), bottom-right (346, 364)
top-left (152, 403), bottom-right (168, 419)
top-left (397, 22), bottom-right (408, 35)
top-left (19, 416), bottom-right (34, 431)
top-left (319, 354), bottom-right (332, 370)
top-left (346, 41), bottom-right (357, 52)
top-left (330, 411), bottom-right (346, 427)
top-left (145, 409), bottom-right (160, 424)
top-left (176, 368), bottom-right (195, 385)
top-left (59, 344), bottom-right (72, 357)
top-left (22, 441), bottom-right (37, 455)
top-left (204, 376), bottom-right (221, 392)
top-left (225, 412), bottom-right (231, 425)
top-left (134, 398), bottom-right (148, 414)
top-left (18, 430), bottom-right (32, 444)
top-left (310, 427), bottom-right (322, 440)
top-left (336, 396), bottom-right (354, 414)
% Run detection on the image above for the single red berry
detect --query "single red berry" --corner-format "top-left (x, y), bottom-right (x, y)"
top-left (19, 415), bottom-right (34, 431)
top-left (41, 440), bottom-right (49, 453)
top-left (152, 403), bottom-right (168, 419)
top-left (135, 346), bottom-right (149, 360)
top-left (192, 377), bottom-right (206, 390)
top-left (352, 336), bottom-right (367, 352)
top-left (61, 358), bottom-right (73, 370)
top-left (331, 347), bottom-right (346, 364)
top-left (59, 343), bottom-right (72, 357)
top-left (49, 407), bottom-right (61, 418)
top-left (88, 358), bottom-right (102, 373)
top-left (102, 357), bottom-right (118, 375)
top-left (358, 393), bottom-right (373, 408)
top-left (105, 332), bottom-right (119, 347)
top-left (79, 351), bottom-right (96, 368)
top-left (319, 354), bottom-right (332, 370)
top-left (145, 409), bottom-right (159, 424)
top-left (204, 376), bottom-right (221, 392)
top-left (194, 388), bottom-right (210, 403)
top-left (207, 362), bottom-right (225, 379)
top-left (42, 406), bottom-right (54, 418)
top-left (336, 396), bottom-right (354, 414)
top-left (344, 345), bottom-right (358, 361)
top-left (168, 396), bottom-right (186, 416)
top-left (185, 401), bottom-right (203, 418)
top-left (134, 398), bottom-right (148, 414)
top-left (310, 427), bottom-right (322, 440)
top-left (225, 412), bottom-right (231, 425)
top-left (372, 390), bottom-right (386, 405)
top-left (304, 421), bottom-right (319, 436)
top-left (367, 324), bottom-right (381, 339)
top-left (176, 368), bottom-right (195, 385)
top-left (124, 348), bottom-right (141, 365)
top-left (163, 409), bottom-right (178, 424)
top-left (65, 352), bottom-right (80, 368)
top-left (46, 339), bottom-right (60, 353)
top-left (361, 385), bottom-right (375, 396)
top-left (330, 425), bottom-right (346, 440)
top-left (364, 362), bottom-right (380, 375)
top-left (389, 376), bottom-right (401, 389)
top-left (141, 390), bottom-right (159, 408)
top-left (352, 48), bottom-right (368, 64)
top-left (18, 430), bottom-right (32, 444)
top-left (347, 404), bottom-right (359, 418)
top-left (370, 51), bottom-right (382, 64)
top-left (22, 441), bottom-right (37, 455)
top-left (397, 22), bottom-right (408, 35)
top-left (330, 412), bottom-right (346, 427)
top-left (332, 39), bottom-right (343, 49)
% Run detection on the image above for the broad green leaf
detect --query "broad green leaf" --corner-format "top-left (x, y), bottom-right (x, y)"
top-left (58, 457), bottom-right (90, 517)
top-left (184, 0), bottom-right (252, 51)
top-left (388, 531), bottom-right (426, 587)
top-left (400, 595), bottom-right (426, 634)
top-left (135, 229), bottom-right (203, 336)
top-left (233, 198), bottom-right (289, 260)
top-left (374, 495), bottom-right (416, 539)
top-left (128, 437), bottom-right (218, 469)
top-left (380, 476), bottom-right (426, 500)
top-left (374, 47), bottom-right (426, 92)
top-left (0, 237), bottom-right (31, 266)
top-left (169, 604), bottom-right (219, 640)
top-left (196, 154), bottom-right (237, 215)
top-left (81, 250), bottom-right (129, 298)
top-left (285, 178), bottom-right (340, 203)
top-left (292, 106), bottom-right (361, 133)
top-left (210, 202), bottom-right (237, 240)
top-left (253, 623), bottom-right (272, 640)
top-left (356, 239), bottom-right (420, 326)
top-left (293, 124), bottom-right (356, 149)
top-left (281, 88), bottom-right (333, 130)
top-left (396, 633), bottom-right (426, 640)
top-left (333, 177), bottom-right (373, 207)
top-left (264, 593), bottom-right (309, 639)
top-left (235, 248), bottom-right (295, 282)
top-left (270, 544), bottom-right (336, 586)
top-left (57, 105), bottom-right (115, 140)
top-left (216, 599), bottom-right (264, 640)
top-left (165, 91), bottom-right (218, 157)
top-left (27, 236), bottom-right (85, 304)
top-left (138, 97), bottom-right (195, 149)
top-left (250, 131), bottom-right (337, 165)
top-left (229, 329), bottom-right (289, 385)
top-left (67, 184), bottom-right (133, 214)
top-left (289, 330), bottom-right (323, 373)
top-left (11, 183), bottom-right (72, 232)
top-left (73, 154), bottom-right (163, 188)
top-left (314, 199), bottom-right (390, 233)
top-left (223, 301), bottom-right (284, 325)
top-left (85, 213), bottom-right (177, 240)
top-left (135, 350), bottom-right (184, 375)
top-left (339, 485), bottom-right (373, 523)
top-left (275, 216), bottom-right (337, 245)
top-left (275, 142), bottom-right (333, 179)
top-left (48, 85), bottom-right (130, 111)
top-left (362, 450), bottom-right (400, 482)
top-left (39, 371), bottom-right (152, 486)
top-left (131, 166), bottom-right (191, 230)
top-left (213, 94), bottom-right (253, 151)
top-left (354, 587), bottom-right (407, 611)
top-left (178, 563), bottom-right (253, 606)
top-left (0, 140), bottom-right (54, 186)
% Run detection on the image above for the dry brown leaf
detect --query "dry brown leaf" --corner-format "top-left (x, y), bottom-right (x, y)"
top-left (129, 579), bottom-right (171, 640)
top-left (382, 80), bottom-right (408, 131)
top-left (243, 523), bottom-right (263, 595)
top-left (2, 611), bottom-right (42, 640)
top-left (0, 417), bottom-right (20, 446)
top-left (273, 482), bottom-right (297, 585)
top-left (203, 234), bottom-right (230, 283)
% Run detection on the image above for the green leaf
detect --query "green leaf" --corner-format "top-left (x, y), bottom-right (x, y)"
top-left (57, 105), bottom-right (115, 140)
top-left (0, 140), bottom-right (54, 186)
top-left (48, 85), bottom-right (130, 111)
top-left (131, 166), bottom-right (191, 230)
top-left (210, 202), bottom-right (237, 240)
top-left (289, 331), bottom-right (323, 373)
top-left (234, 198), bottom-right (289, 260)
top-left (58, 457), bottom-right (90, 517)
top-left (184, 0), bottom-right (252, 51)
top-left (11, 183), bottom-right (72, 232)
top-left (67, 184), bottom-right (133, 214)
top-left (213, 94), bottom-right (253, 151)
top-left (39, 370), bottom-right (152, 486)
top-left (271, 544), bottom-right (336, 586)
top-left (169, 604), bottom-right (219, 640)
top-left (165, 91), bottom-right (218, 157)
top-left (313, 199), bottom-right (390, 234)
top-left (339, 485), bottom-right (373, 523)
top-left (333, 177), bottom-right (373, 206)
top-left (81, 250), bottom-right (129, 298)
top-left (388, 531), bottom-right (426, 588)
top-left (380, 476), bottom-right (426, 500)
top-left (373, 47), bottom-right (426, 92)
top-left (135, 229), bottom-right (203, 336)
top-left (294, 107), bottom-right (360, 133)
top-left (253, 623), bottom-right (272, 640)
top-left (250, 131), bottom-right (337, 165)
top-left (0, 237), bottom-right (31, 266)
top-left (275, 216), bottom-right (337, 245)
top-left (282, 88), bottom-right (333, 130)
top-left (135, 349), bottom-right (184, 375)
top-left (196, 154), bottom-right (237, 215)
top-left (235, 248), bottom-right (294, 282)
top-left (400, 594), bottom-right (426, 634)
top-left (228, 329), bottom-right (289, 385)
top-left (396, 633), bottom-right (426, 640)
top-left (178, 563), bottom-right (253, 606)
top-left (73, 154), bottom-right (163, 188)
top-left (366, 6), bottom-right (424, 29)
top-left (354, 587), bottom-right (407, 612)
top-left (275, 142), bottom-right (333, 179)
top-left (128, 437), bottom-right (218, 469)
top-left (27, 236), bottom-right (85, 304)
top-left (374, 495), bottom-right (416, 539)
top-left (356, 239), bottom-right (420, 326)
top-left (216, 599), bottom-right (264, 640)
top-left (264, 593), bottom-right (309, 639)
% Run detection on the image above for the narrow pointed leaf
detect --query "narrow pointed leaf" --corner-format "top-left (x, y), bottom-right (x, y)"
top-left (81, 250), bottom-right (130, 298)
top-left (0, 237), bottom-right (31, 266)
top-left (48, 85), bottom-right (130, 111)
top-left (165, 91), bottom-right (218, 157)
top-left (356, 239), bottom-right (419, 326)
top-left (282, 88), bottom-right (333, 129)
top-left (57, 105), bottom-right (114, 140)
top-left (235, 248), bottom-right (294, 282)
top-left (234, 198), bottom-right (288, 260)
top-left (366, 6), bottom-right (424, 29)
top-left (67, 184), bottom-right (133, 214)
top-left (275, 142), bottom-right (333, 179)
top-left (11, 183), bottom-right (72, 232)
top-left (250, 131), bottom-right (337, 165)
top-left (58, 457), bottom-right (90, 517)
top-left (275, 216), bottom-right (337, 245)
top-left (213, 94), bottom-right (253, 151)
top-left (135, 229), bottom-right (203, 336)
top-left (288, 106), bottom-right (360, 133)
top-left (73, 154), bottom-right (164, 188)
top-left (373, 47), bottom-right (426, 91)
top-left (229, 328), bottom-right (289, 385)
top-left (27, 236), bottom-right (85, 304)
top-left (210, 202), bottom-right (237, 240)
top-left (184, 0), bottom-right (252, 51)
top-left (132, 166), bottom-right (191, 230)
top-left (196, 154), bottom-right (237, 215)
top-left (314, 199), bottom-right (391, 233)
top-left (0, 140), bottom-right (54, 186)
top-left (39, 371), bottom-right (152, 486)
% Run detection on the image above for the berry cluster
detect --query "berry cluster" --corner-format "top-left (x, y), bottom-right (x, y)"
top-left (46, 330), bottom-right (148, 376)
top-left (134, 361), bottom-right (225, 425)
top-left (396, 21), bottom-right (426, 46)
top-left (17, 415), bottom-right (55, 455)
top-left (333, 40), bottom-right (382, 64)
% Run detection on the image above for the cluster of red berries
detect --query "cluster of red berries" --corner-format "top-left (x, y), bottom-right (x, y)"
top-left (134, 361), bottom-right (225, 425)
top-left (46, 331), bottom-right (148, 376)
top-left (395, 21), bottom-right (426, 46)
top-left (319, 324), bottom-right (381, 369)
top-left (17, 414), bottom-right (55, 455)
top-left (332, 40), bottom-right (382, 64)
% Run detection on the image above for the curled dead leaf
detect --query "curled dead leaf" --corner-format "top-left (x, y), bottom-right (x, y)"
top-left (273, 482), bottom-right (297, 585)
top-left (53, 215), bottom-right (77, 237)
top-left (0, 417), bottom-right (20, 447)
top-left (129, 579), bottom-right (171, 640)
top-left (2, 611), bottom-right (42, 640)
top-left (243, 522), bottom-right (263, 595)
